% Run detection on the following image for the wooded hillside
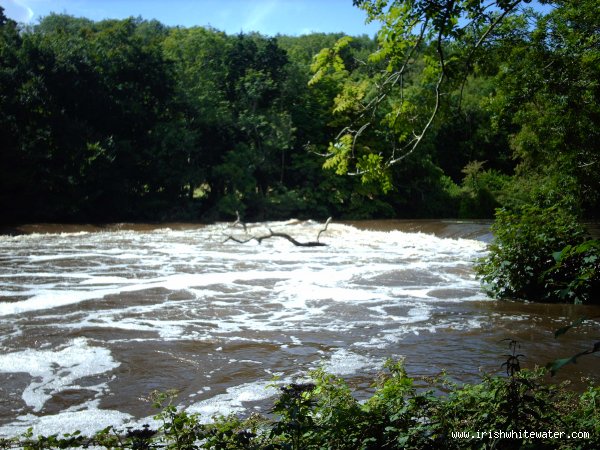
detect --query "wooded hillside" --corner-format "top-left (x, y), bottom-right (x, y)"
top-left (0, 1), bottom-right (597, 223)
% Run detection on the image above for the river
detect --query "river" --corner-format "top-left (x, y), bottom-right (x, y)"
top-left (0, 220), bottom-right (598, 437)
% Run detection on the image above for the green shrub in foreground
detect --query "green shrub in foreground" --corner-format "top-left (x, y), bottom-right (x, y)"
top-left (1, 360), bottom-right (598, 450)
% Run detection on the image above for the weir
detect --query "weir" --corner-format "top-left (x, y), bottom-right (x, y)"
top-left (0, 220), bottom-right (598, 437)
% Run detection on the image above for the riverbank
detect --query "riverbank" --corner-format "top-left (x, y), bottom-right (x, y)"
top-left (1, 363), bottom-right (598, 449)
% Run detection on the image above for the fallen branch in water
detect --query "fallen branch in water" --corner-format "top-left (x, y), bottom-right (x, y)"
top-left (231, 210), bottom-right (248, 232)
top-left (223, 217), bottom-right (332, 247)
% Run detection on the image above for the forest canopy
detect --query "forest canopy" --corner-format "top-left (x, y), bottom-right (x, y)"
top-left (0, 0), bottom-right (598, 224)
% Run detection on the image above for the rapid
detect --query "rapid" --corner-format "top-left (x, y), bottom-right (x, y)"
top-left (0, 220), bottom-right (598, 437)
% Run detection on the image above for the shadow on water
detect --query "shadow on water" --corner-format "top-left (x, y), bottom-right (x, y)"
top-left (0, 222), bottom-right (208, 236)
top-left (344, 219), bottom-right (494, 242)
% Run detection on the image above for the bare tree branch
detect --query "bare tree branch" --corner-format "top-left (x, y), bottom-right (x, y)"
top-left (387, 1), bottom-right (454, 166)
top-left (223, 217), bottom-right (333, 247)
top-left (337, 1), bottom-right (524, 173)
top-left (317, 216), bottom-right (332, 242)
top-left (232, 210), bottom-right (247, 232)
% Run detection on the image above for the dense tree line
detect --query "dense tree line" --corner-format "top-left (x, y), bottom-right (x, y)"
top-left (0, 9), bottom-right (383, 223)
top-left (311, 0), bottom-right (599, 221)
top-left (0, 1), bottom-right (598, 226)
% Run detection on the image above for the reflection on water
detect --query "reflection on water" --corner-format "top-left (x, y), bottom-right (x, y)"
top-left (0, 220), bottom-right (598, 437)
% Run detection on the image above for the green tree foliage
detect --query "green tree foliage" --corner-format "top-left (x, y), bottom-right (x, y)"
top-left (306, 1), bottom-right (538, 219)
top-left (0, 5), bottom-right (405, 223)
top-left (473, 0), bottom-right (600, 303)
top-left (475, 204), bottom-right (600, 303)
top-left (0, 9), bottom-right (29, 219)
top-left (1, 1), bottom-right (597, 224)
top-left (305, 1), bottom-right (600, 302)
top-left (489, 0), bottom-right (600, 217)
top-left (0, 12), bottom-right (182, 221)
top-left (310, 0), bottom-right (529, 181)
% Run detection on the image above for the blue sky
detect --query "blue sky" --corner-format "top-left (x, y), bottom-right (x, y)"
top-left (0, 0), bottom-right (381, 36)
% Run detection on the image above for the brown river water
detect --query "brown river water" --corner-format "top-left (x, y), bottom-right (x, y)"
top-left (0, 220), bottom-right (598, 437)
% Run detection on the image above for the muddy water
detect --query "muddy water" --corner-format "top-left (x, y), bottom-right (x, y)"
top-left (0, 220), bottom-right (598, 437)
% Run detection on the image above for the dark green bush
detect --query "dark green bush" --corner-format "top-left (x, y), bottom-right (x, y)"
top-left (543, 240), bottom-right (600, 304)
top-left (475, 204), bottom-right (599, 303)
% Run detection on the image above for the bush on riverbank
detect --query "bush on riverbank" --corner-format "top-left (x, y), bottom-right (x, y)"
top-left (475, 204), bottom-right (600, 304)
top-left (1, 359), bottom-right (598, 449)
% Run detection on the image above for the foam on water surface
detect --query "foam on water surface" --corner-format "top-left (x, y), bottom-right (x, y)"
top-left (0, 221), bottom-right (501, 437)
top-left (0, 338), bottom-right (119, 413)
top-left (1, 401), bottom-right (133, 439)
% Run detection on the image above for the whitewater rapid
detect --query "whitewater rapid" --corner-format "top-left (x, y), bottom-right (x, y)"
top-left (2, 220), bottom-right (592, 438)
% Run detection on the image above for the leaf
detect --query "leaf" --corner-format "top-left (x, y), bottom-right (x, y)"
top-left (552, 250), bottom-right (565, 262)
top-left (554, 316), bottom-right (587, 338)
top-left (546, 341), bottom-right (600, 376)
top-left (323, 134), bottom-right (353, 175)
top-left (546, 357), bottom-right (577, 376)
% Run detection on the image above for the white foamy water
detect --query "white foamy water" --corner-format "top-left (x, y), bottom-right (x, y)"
top-left (5, 220), bottom-right (591, 438)
top-left (0, 338), bottom-right (119, 412)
